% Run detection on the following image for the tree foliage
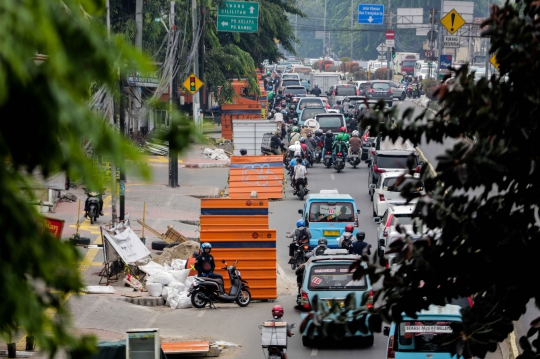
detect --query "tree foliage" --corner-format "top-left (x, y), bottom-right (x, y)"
top-left (305, 0), bottom-right (540, 357)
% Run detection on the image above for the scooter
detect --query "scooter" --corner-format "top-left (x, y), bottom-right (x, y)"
top-left (288, 235), bottom-right (310, 270)
top-left (348, 150), bottom-right (361, 168)
top-left (260, 322), bottom-right (297, 359)
top-left (315, 146), bottom-right (322, 163)
top-left (333, 152), bottom-right (345, 173)
top-left (84, 188), bottom-right (103, 225)
top-left (407, 84), bottom-right (413, 98)
top-left (293, 178), bottom-right (308, 200)
top-left (323, 149), bottom-right (333, 168)
top-left (187, 259), bottom-right (251, 308)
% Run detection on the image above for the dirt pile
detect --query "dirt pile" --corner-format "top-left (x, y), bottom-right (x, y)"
top-left (152, 241), bottom-right (200, 266)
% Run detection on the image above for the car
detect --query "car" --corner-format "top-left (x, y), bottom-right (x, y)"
top-left (355, 81), bottom-right (371, 98)
top-left (296, 97), bottom-right (325, 116)
top-left (383, 304), bottom-right (463, 359)
top-left (373, 203), bottom-right (416, 265)
top-left (283, 85), bottom-right (307, 97)
top-left (279, 79), bottom-right (301, 90)
top-left (365, 81), bottom-right (393, 107)
top-left (319, 96), bottom-right (331, 109)
top-left (298, 190), bottom-right (360, 248)
top-left (386, 81), bottom-right (406, 101)
top-left (298, 106), bottom-right (327, 126)
top-left (366, 149), bottom-right (421, 200)
top-left (328, 84), bottom-right (358, 106)
top-left (314, 113), bottom-right (347, 133)
top-left (282, 73), bottom-right (300, 81)
top-left (371, 172), bottom-right (423, 217)
top-left (300, 79), bottom-right (310, 91)
top-left (299, 250), bottom-right (374, 347)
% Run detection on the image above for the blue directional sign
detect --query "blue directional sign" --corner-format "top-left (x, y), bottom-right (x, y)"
top-left (439, 54), bottom-right (453, 70)
top-left (358, 4), bottom-right (384, 25)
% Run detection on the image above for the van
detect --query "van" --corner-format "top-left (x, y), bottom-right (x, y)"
top-left (413, 60), bottom-right (426, 77)
top-left (291, 66), bottom-right (313, 80)
top-left (383, 304), bottom-right (464, 359)
top-left (298, 191), bottom-right (361, 248)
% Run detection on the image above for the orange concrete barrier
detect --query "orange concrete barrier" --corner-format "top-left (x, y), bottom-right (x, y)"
top-left (200, 215), bottom-right (269, 226)
top-left (228, 156), bottom-right (285, 199)
top-left (201, 198), bottom-right (268, 209)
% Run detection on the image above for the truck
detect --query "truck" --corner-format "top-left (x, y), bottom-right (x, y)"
top-left (394, 52), bottom-right (420, 76)
top-left (309, 72), bottom-right (341, 95)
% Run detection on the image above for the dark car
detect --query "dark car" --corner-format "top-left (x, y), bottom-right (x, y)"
top-left (329, 84), bottom-right (358, 106)
top-left (284, 86), bottom-right (307, 97)
top-left (280, 79), bottom-right (301, 89)
top-left (314, 113), bottom-right (347, 133)
top-left (367, 150), bottom-right (421, 200)
top-left (366, 81), bottom-right (393, 107)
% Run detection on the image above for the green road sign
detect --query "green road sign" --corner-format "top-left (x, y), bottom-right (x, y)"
top-left (217, 1), bottom-right (259, 33)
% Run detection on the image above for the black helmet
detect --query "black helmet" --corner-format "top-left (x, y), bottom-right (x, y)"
top-left (356, 231), bottom-right (365, 241)
top-left (326, 130), bottom-right (333, 136)
top-left (307, 132), bottom-right (312, 137)
top-left (290, 105), bottom-right (296, 111)
top-left (300, 138), bottom-right (306, 143)
top-left (240, 148), bottom-right (247, 156)
top-left (315, 130), bottom-right (322, 136)
top-left (318, 238), bottom-right (328, 246)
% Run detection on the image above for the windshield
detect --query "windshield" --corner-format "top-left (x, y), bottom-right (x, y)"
top-left (308, 201), bottom-right (354, 222)
top-left (301, 108), bottom-right (326, 120)
top-left (283, 74), bottom-right (298, 79)
top-left (403, 60), bottom-right (416, 67)
top-left (371, 82), bottom-right (390, 90)
top-left (282, 80), bottom-right (300, 87)
top-left (293, 68), bottom-right (312, 75)
top-left (316, 116), bottom-right (344, 129)
top-left (376, 155), bottom-right (414, 169)
top-left (335, 86), bottom-right (356, 96)
top-left (383, 178), bottom-right (423, 192)
top-left (391, 214), bottom-right (414, 225)
top-left (285, 87), bottom-right (307, 95)
top-left (308, 264), bottom-right (367, 291)
top-left (396, 321), bottom-right (458, 352)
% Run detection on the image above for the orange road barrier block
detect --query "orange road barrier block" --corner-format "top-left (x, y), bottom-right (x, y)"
top-left (229, 156), bottom-right (285, 199)
top-left (200, 215), bottom-right (269, 226)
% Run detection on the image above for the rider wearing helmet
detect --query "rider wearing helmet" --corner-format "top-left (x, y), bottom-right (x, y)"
top-left (305, 132), bottom-right (317, 161)
top-left (194, 242), bottom-right (223, 281)
top-left (351, 231), bottom-right (371, 256)
top-left (239, 148), bottom-right (248, 156)
top-left (268, 305), bottom-right (294, 358)
top-left (312, 238), bottom-right (328, 256)
top-left (299, 137), bottom-right (308, 157)
top-left (286, 219), bottom-right (312, 263)
top-left (288, 127), bottom-right (301, 146)
top-left (285, 106), bottom-right (296, 123)
top-left (311, 83), bottom-right (322, 97)
top-left (338, 126), bottom-right (350, 141)
top-left (348, 130), bottom-right (362, 158)
top-left (323, 130), bottom-right (334, 157)
top-left (341, 97), bottom-right (351, 114)
top-left (332, 133), bottom-right (348, 163)
top-left (338, 224), bottom-right (355, 250)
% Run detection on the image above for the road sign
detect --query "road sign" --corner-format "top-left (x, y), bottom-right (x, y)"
top-left (183, 73), bottom-right (203, 95)
top-left (358, 4), bottom-right (384, 25)
top-left (424, 50), bottom-right (433, 57)
top-left (444, 35), bottom-right (460, 48)
top-left (490, 53), bottom-right (500, 70)
top-left (439, 54), bottom-right (453, 70)
top-left (376, 42), bottom-right (387, 52)
top-left (386, 30), bottom-right (395, 39)
top-left (440, 9), bottom-right (466, 35)
top-left (386, 39), bottom-right (395, 47)
top-left (427, 30), bottom-right (438, 42)
top-left (217, 1), bottom-right (259, 33)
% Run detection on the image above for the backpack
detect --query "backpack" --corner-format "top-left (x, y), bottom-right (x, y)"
top-left (315, 246), bottom-right (327, 256)
top-left (340, 233), bottom-right (353, 249)
top-left (297, 227), bottom-right (309, 243)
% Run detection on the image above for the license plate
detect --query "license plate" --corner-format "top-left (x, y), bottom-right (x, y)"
top-left (336, 158), bottom-right (343, 161)
top-left (324, 155), bottom-right (331, 158)
top-left (323, 230), bottom-right (340, 236)
top-left (327, 300), bottom-right (345, 308)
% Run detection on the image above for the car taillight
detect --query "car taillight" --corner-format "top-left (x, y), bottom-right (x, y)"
top-left (374, 165), bottom-right (386, 174)
top-left (301, 290), bottom-right (311, 310)
top-left (388, 336), bottom-right (395, 359)
top-left (389, 88), bottom-right (393, 93)
top-left (379, 193), bottom-right (385, 202)
top-left (383, 229), bottom-right (388, 237)
top-left (416, 165), bottom-right (421, 173)
top-left (367, 289), bottom-right (374, 309)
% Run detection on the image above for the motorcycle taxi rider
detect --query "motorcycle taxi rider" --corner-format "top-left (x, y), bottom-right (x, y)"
top-left (194, 242), bottom-right (223, 282)
top-left (267, 305), bottom-right (294, 359)
top-left (286, 219), bottom-right (312, 264)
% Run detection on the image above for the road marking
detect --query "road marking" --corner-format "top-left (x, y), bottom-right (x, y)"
top-left (415, 147), bottom-right (437, 177)
top-left (197, 310), bottom-right (206, 318)
top-left (311, 348), bottom-right (318, 356)
top-left (509, 331), bottom-right (519, 357)
top-left (330, 174), bottom-right (335, 180)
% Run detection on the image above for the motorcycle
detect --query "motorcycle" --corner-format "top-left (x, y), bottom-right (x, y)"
top-left (323, 149), bottom-right (333, 168)
top-left (188, 259), bottom-right (251, 308)
top-left (293, 178), bottom-right (308, 200)
top-left (348, 150), bottom-right (361, 168)
top-left (315, 146), bottom-right (322, 163)
top-left (412, 84), bottom-right (419, 99)
top-left (84, 188), bottom-right (103, 224)
top-left (407, 84), bottom-right (413, 98)
top-left (260, 322), bottom-right (297, 359)
top-left (333, 152), bottom-right (345, 173)
top-left (288, 235), bottom-right (310, 270)
top-left (306, 151), bottom-right (314, 168)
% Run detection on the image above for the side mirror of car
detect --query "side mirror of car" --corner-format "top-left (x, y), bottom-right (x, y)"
top-left (373, 217), bottom-right (381, 223)
top-left (370, 184), bottom-right (376, 189)
top-left (383, 326), bottom-right (390, 336)
top-left (298, 209), bottom-right (304, 214)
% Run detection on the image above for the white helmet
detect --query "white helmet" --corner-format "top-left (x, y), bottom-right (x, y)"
top-left (352, 130), bottom-right (359, 137)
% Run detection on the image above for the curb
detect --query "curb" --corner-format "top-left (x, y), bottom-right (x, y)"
top-left (184, 162), bottom-right (230, 169)
top-left (115, 296), bottom-right (165, 307)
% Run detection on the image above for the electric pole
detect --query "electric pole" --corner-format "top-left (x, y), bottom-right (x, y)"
top-left (192, 0), bottom-right (200, 128)
top-left (169, 1), bottom-right (178, 188)
top-left (119, 72), bottom-right (126, 221)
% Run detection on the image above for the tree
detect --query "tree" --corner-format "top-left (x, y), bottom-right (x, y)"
top-left (0, 0), bottom-right (192, 356)
top-left (302, 0), bottom-right (540, 357)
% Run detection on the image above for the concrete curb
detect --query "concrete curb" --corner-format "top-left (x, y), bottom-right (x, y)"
top-left (114, 296), bottom-right (165, 307)
top-left (184, 161), bottom-right (230, 169)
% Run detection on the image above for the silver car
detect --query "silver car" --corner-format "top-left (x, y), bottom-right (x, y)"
top-left (386, 81), bottom-right (406, 101)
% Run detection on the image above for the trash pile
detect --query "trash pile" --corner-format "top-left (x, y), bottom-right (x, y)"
top-left (203, 148), bottom-right (230, 162)
top-left (152, 240), bottom-right (199, 266)
top-left (139, 260), bottom-right (195, 309)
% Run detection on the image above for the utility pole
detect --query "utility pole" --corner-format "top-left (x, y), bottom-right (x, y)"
top-left (295, 14), bottom-right (298, 53)
top-left (437, 0), bottom-right (444, 80)
top-left (119, 72), bottom-right (126, 221)
top-left (350, 0), bottom-right (353, 60)
top-left (192, 0), bottom-right (200, 128)
top-left (484, 0), bottom-right (491, 77)
top-left (169, 1), bottom-right (178, 188)
top-left (428, 8), bottom-right (438, 79)
top-left (323, 0), bottom-right (327, 57)
top-left (134, 0), bottom-right (143, 133)
top-left (386, 0), bottom-right (392, 81)
top-left (200, 6), bottom-right (206, 111)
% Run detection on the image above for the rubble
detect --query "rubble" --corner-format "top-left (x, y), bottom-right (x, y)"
top-left (202, 148), bottom-right (230, 162)
top-left (152, 240), bottom-right (200, 266)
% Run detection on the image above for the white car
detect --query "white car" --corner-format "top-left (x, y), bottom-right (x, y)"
top-left (371, 172), bottom-right (423, 217)
top-left (374, 203), bottom-right (417, 265)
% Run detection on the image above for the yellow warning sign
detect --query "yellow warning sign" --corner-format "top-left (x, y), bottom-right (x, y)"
top-left (440, 9), bottom-right (466, 35)
top-left (183, 73), bottom-right (203, 95)
top-left (490, 53), bottom-right (500, 70)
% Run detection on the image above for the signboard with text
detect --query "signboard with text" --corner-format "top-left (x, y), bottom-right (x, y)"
top-left (43, 216), bottom-right (65, 239)
top-left (444, 36), bottom-right (460, 48)
top-left (358, 4), bottom-right (384, 25)
top-left (217, 1), bottom-right (259, 33)
top-left (439, 55), bottom-right (453, 70)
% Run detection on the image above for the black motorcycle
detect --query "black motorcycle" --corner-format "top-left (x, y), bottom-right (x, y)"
top-left (294, 178), bottom-right (308, 200)
top-left (348, 150), bottom-right (361, 168)
top-left (288, 237), bottom-right (310, 270)
top-left (306, 151), bottom-right (314, 168)
top-left (84, 188), bottom-right (102, 224)
top-left (187, 259), bottom-right (251, 308)
top-left (323, 149), bottom-right (333, 168)
top-left (333, 152), bottom-right (345, 173)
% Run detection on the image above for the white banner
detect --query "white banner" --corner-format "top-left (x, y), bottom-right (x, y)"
top-left (102, 226), bottom-right (151, 264)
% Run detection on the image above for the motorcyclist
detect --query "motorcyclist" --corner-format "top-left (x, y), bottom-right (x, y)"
top-left (275, 89), bottom-right (285, 104)
top-left (351, 231), bottom-right (371, 256)
top-left (194, 242), bottom-right (224, 282)
top-left (332, 133), bottom-right (348, 163)
top-left (292, 153), bottom-right (308, 194)
top-left (270, 132), bottom-right (284, 155)
top-left (288, 127), bottom-right (301, 146)
top-left (348, 130), bottom-right (362, 158)
top-left (323, 130), bottom-right (334, 161)
top-left (311, 83), bottom-right (322, 96)
top-left (337, 126), bottom-right (350, 141)
top-left (338, 224), bottom-right (355, 251)
top-left (267, 305), bottom-right (293, 359)
top-left (311, 238), bottom-right (328, 256)
top-left (84, 188), bottom-right (104, 217)
top-left (341, 97), bottom-right (351, 114)
top-left (305, 132), bottom-right (317, 161)
top-left (286, 219), bottom-right (312, 264)
top-left (299, 138), bottom-right (309, 158)
top-left (288, 152), bottom-right (306, 181)
top-left (285, 106), bottom-right (296, 123)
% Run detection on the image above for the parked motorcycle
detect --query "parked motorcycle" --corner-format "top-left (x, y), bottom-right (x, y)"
top-left (293, 178), bottom-right (308, 200)
top-left (188, 259), bottom-right (251, 308)
top-left (260, 322), bottom-right (296, 359)
top-left (333, 152), bottom-right (345, 173)
top-left (348, 150), bottom-right (361, 168)
top-left (84, 188), bottom-right (103, 225)
top-left (323, 150), bottom-right (333, 168)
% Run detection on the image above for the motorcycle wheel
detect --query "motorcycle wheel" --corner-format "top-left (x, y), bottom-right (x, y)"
top-left (298, 184), bottom-right (305, 200)
top-left (236, 289), bottom-right (251, 307)
top-left (191, 290), bottom-right (208, 309)
top-left (89, 207), bottom-right (95, 225)
top-left (290, 260), bottom-right (297, 270)
top-left (353, 163), bottom-right (357, 169)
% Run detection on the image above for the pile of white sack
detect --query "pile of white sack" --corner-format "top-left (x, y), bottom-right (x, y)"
top-left (139, 260), bottom-right (196, 309)
top-left (203, 148), bottom-right (230, 162)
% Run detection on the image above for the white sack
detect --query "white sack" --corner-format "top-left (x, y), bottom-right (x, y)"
top-left (170, 269), bottom-right (190, 284)
top-left (84, 286), bottom-right (115, 294)
top-left (139, 262), bottom-right (165, 276)
top-left (154, 271), bottom-right (175, 286)
top-left (146, 283), bottom-right (163, 297)
top-left (170, 259), bottom-right (186, 270)
top-left (162, 286), bottom-right (169, 301)
top-left (176, 291), bottom-right (192, 309)
top-left (185, 276), bottom-right (196, 288)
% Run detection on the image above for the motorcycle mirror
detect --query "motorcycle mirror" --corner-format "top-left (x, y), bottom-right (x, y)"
top-left (383, 326), bottom-right (390, 336)
top-left (291, 323), bottom-right (297, 328)
top-left (298, 209), bottom-right (304, 214)
top-left (357, 209), bottom-right (361, 214)
top-left (221, 259), bottom-right (226, 263)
